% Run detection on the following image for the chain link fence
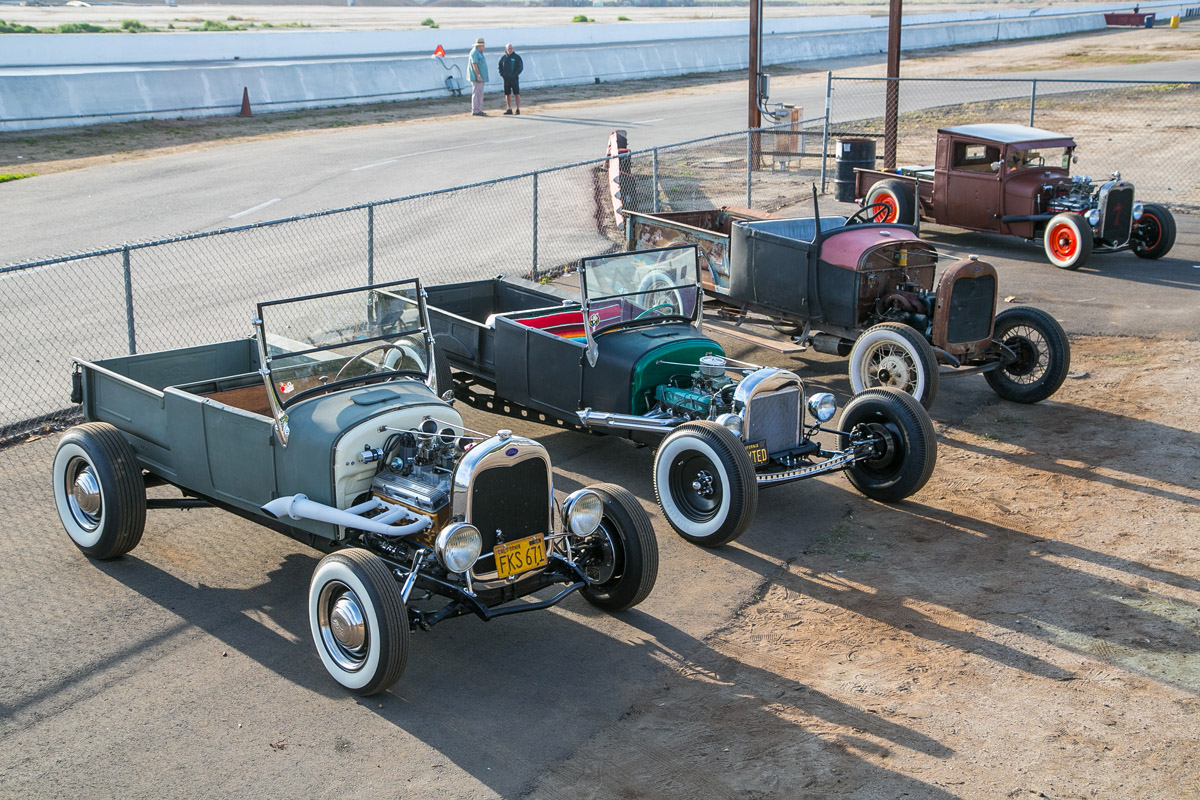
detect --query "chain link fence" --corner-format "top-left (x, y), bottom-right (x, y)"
top-left (3, 76), bottom-right (1196, 511)
top-left (823, 76), bottom-right (1200, 211)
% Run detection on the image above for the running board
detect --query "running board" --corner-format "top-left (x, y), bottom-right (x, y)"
top-left (703, 319), bottom-right (808, 354)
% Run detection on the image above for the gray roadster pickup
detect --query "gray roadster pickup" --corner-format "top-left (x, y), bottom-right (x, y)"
top-left (54, 278), bottom-right (657, 695)
top-left (426, 245), bottom-right (938, 548)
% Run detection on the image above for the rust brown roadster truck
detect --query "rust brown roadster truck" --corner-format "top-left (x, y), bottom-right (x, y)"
top-left (854, 123), bottom-right (1176, 270)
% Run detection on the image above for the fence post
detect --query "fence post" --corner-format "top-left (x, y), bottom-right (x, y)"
top-left (746, 132), bottom-right (753, 208)
top-left (367, 204), bottom-right (375, 286)
top-left (122, 247), bottom-right (137, 355)
top-left (532, 171), bottom-right (539, 280)
top-left (1029, 79), bottom-right (1038, 127)
top-left (652, 147), bottom-right (659, 213)
top-left (821, 71), bottom-right (833, 194)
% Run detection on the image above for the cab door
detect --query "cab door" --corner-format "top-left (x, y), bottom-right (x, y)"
top-left (937, 139), bottom-right (1002, 233)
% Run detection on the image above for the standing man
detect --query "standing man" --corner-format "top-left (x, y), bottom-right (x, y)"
top-left (498, 43), bottom-right (524, 115)
top-left (468, 37), bottom-right (488, 116)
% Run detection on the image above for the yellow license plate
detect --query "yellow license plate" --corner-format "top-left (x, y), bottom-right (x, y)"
top-left (493, 533), bottom-right (547, 579)
top-left (746, 440), bottom-right (769, 466)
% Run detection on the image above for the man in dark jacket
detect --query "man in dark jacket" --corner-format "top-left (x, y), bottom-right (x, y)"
top-left (498, 43), bottom-right (524, 115)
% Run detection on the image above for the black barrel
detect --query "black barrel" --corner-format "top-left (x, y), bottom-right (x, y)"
top-left (833, 137), bottom-right (876, 202)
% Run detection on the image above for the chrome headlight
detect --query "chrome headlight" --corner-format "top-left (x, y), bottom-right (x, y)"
top-left (1132, 202), bottom-right (1144, 221)
top-left (806, 392), bottom-right (837, 423)
top-left (1085, 208), bottom-right (1101, 227)
top-left (715, 412), bottom-right (743, 437)
top-left (562, 489), bottom-right (604, 537)
top-left (435, 522), bottom-right (482, 573)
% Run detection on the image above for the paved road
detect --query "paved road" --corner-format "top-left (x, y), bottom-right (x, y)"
top-left (4, 58), bottom-right (1198, 266)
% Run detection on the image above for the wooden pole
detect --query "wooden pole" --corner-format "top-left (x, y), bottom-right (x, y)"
top-left (884, 0), bottom-right (902, 170)
top-left (749, 0), bottom-right (761, 131)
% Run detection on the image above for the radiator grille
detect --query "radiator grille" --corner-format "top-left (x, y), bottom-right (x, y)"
top-left (945, 274), bottom-right (995, 344)
top-left (745, 386), bottom-right (801, 454)
top-left (1099, 183), bottom-right (1134, 244)
top-left (469, 456), bottom-right (550, 574)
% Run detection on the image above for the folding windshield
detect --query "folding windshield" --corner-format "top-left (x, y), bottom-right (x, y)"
top-left (580, 245), bottom-right (701, 338)
top-left (256, 279), bottom-right (429, 408)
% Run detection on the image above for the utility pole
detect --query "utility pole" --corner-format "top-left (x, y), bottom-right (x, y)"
top-left (749, 0), bottom-right (762, 131)
top-left (884, 0), bottom-right (902, 169)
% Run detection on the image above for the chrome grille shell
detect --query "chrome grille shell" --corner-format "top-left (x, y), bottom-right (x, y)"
top-left (734, 368), bottom-right (803, 454)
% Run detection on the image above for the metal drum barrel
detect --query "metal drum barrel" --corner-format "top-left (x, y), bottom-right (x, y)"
top-left (833, 137), bottom-right (876, 202)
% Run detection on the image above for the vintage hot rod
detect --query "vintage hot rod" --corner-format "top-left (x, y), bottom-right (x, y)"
top-left (854, 123), bottom-right (1177, 270)
top-left (54, 278), bottom-right (658, 695)
top-left (624, 204), bottom-right (1070, 410)
top-left (426, 245), bottom-right (938, 548)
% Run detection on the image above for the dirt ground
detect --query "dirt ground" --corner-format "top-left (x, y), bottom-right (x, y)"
top-left (508, 332), bottom-right (1200, 799)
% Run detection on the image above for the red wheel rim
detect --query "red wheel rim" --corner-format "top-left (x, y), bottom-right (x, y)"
top-left (1048, 222), bottom-right (1078, 260)
top-left (1139, 213), bottom-right (1163, 250)
top-left (873, 193), bottom-right (898, 223)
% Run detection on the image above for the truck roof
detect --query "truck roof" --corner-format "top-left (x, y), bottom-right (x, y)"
top-left (939, 123), bottom-right (1076, 147)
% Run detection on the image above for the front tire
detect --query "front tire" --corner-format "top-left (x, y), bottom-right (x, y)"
top-left (430, 337), bottom-right (454, 398)
top-left (848, 322), bottom-right (940, 409)
top-left (1131, 202), bottom-right (1176, 259)
top-left (309, 549), bottom-right (409, 696)
top-left (1043, 212), bottom-right (1093, 270)
top-left (983, 307), bottom-right (1071, 404)
top-left (653, 421), bottom-right (758, 547)
top-left (52, 422), bottom-right (146, 559)
top-left (579, 484), bottom-right (659, 611)
top-left (839, 388), bottom-right (936, 502)
top-left (864, 179), bottom-right (917, 225)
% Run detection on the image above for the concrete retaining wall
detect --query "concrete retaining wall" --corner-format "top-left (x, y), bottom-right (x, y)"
top-left (0, 4), bottom-right (1172, 132)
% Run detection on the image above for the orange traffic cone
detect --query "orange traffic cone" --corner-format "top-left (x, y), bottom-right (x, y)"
top-left (239, 87), bottom-right (252, 117)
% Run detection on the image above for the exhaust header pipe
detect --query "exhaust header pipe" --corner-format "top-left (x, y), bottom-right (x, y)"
top-left (577, 408), bottom-right (686, 433)
top-left (262, 494), bottom-right (432, 538)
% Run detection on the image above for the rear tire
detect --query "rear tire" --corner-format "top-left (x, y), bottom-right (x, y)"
top-left (579, 484), bottom-right (659, 611)
top-left (52, 422), bottom-right (146, 559)
top-left (654, 421), bottom-right (758, 547)
top-left (983, 307), bottom-right (1071, 404)
top-left (839, 388), bottom-right (937, 502)
top-left (1043, 212), bottom-right (1093, 270)
top-left (864, 179), bottom-right (917, 225)
top-left (848, 322), bottom-right (940, 409)
top-left (309, 549), bottom-right (409, 696)
top-left (1131, 202), bottom-right (1176, 259)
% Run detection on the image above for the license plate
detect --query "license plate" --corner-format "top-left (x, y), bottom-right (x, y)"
top-left (493, 533), bottom-right (547, 579)
top-left (745, 440), bottom-right (770, 466)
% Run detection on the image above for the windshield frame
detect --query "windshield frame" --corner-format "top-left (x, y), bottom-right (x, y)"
top-left (254, 278), bottom-right (433, 422)
top-left (578, 244), bottom-right (702, 366)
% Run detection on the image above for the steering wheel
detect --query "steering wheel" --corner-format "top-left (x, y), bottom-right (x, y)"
top-left (845, 201), bottom-right (892, 226)
top-left (635, 302), bottom-right (678, 320)
top-left (334, 342), bottom-right (420, 382)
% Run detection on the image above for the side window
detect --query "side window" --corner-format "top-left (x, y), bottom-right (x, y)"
top-left (952, 142), bottom-right (1000, 172)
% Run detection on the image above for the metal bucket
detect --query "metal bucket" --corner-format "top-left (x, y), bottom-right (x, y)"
top-left (833, 137), bottom-right (876, 202)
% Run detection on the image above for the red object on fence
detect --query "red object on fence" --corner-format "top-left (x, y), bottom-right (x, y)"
top-left (239, 87), bottom-right (252, 117)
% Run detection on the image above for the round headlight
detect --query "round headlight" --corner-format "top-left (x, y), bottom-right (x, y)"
top-left (1132, 202), bottom-right (1144, 221)
top-left (806, 392), bottom-right (837, 423)
top-left (715, 412), bottom-right (743, 437)
top-left (435, 523), bottom-right (482, 573)
top-left (562, 489), bottom-right (604, 537)
top-left (1085, 208), bottom-right (1101, 227)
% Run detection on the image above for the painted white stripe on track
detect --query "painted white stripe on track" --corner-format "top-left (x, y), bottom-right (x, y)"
top-left (229, 198), bottom-right (281, 219)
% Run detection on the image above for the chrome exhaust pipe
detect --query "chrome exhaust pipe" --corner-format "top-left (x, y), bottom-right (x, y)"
top-left (262, 494), bottom-right (432, 538)
top-left (577, 408), bottom-right (686, 433)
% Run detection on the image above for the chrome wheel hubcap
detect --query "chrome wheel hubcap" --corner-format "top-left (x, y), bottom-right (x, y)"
top-left (67, 458), bottom-right (102, 531)
top-left (318, 581), bottom-right (368, 671)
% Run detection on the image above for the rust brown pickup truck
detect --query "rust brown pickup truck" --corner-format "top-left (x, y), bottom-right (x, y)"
top-left (853, 123), bottom-right (1176, 270)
